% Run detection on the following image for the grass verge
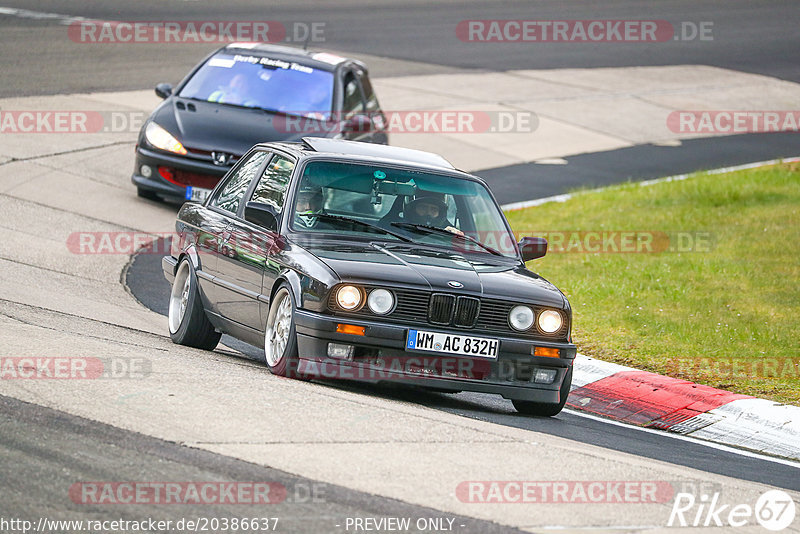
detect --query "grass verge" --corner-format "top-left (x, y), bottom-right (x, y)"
top-left (506, 162), bottom-right (800, 404)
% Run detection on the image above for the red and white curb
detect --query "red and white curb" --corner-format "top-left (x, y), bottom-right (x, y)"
top-left (568, 355), bottom-right (800, 461)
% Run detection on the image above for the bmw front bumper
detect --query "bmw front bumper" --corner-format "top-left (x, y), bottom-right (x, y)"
top-left (293, 309), bottom-right (577, 404)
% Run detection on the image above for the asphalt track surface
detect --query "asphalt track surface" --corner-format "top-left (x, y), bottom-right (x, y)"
top-left (1, 0), bottom-right (799, 97)
top-left (0, 394), bottom-right (520, 534)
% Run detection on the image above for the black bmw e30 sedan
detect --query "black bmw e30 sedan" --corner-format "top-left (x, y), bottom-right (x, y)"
top-left (133, 42), bottom-right (387, 204)
top-left (163, 137), bottom-right (576, 416)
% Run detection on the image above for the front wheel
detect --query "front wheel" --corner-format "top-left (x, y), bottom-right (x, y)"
top-left (264, 284), bottom-right (301, 378)
top-left (168, 258), bottom-right (221, 350)
top-left (512, 366), bottom-right (573, 417)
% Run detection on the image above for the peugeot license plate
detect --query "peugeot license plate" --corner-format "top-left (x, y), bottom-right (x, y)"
top-left (186, 186), bottom-right (211, 203)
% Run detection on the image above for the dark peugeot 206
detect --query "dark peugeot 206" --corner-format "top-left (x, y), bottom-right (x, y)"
top-left (133, 43), bottom-right (387, 204)
top-left (163, 138), bottom-right (576, 415)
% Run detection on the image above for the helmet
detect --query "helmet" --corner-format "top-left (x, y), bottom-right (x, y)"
top-left (295, 185), bottom-right (324, 228)
top-left (404, 192), bottom-right (448, 226)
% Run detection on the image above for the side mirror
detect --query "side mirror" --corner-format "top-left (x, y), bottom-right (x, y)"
top-left (244, 202), bottom-right (279, 232)
top-left (519, 236), bottom-right (547, 262)
top-left (155, 83), bottom-right (173, 99)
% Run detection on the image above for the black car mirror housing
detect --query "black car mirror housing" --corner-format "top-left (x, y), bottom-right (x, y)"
top-left (155, 83), bottom-right (173, 99)
top-left (519, 236), bottom-right (547, 262)
top-left (244, 202), bottom-right (279, 232)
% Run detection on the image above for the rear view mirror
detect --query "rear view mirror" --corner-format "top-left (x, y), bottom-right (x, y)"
top-left (155, 83), bottom-right (173, 99)
top-left (244, 202), bottom-right (278, 232)
top-left (519, 236), bottom-right (547, 262)
top-left (374, 181), bottom-right (416, 196)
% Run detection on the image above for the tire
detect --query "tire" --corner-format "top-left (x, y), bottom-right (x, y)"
top-left (512, 365), bottom-right (573, 417)
top-left (168, 258), bottom-right (221, 350)
top-left (264, 284), bottom-right (302, 378)
top-left (137, 187), bottom-right (159, 201)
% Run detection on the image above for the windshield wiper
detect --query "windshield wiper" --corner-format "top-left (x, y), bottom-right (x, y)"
top-left (390, 222), bottom-right (504, 256)
top-left (309, 213), bottom-right (413, 243)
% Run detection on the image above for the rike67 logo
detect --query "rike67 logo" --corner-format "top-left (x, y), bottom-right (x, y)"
top-left (668, 489), bottom-right (796, 531)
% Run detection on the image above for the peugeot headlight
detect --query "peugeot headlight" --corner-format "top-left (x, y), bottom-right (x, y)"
top-left (509, 305), bottom-right (534, 331)
top-left (336, 285), bottom-right (362, 310)
top-left (538, 310), bottom-right (563, 334)
top-left (145, 122), bottom-right (187, 155)
top-left (367, 289), bottom-right (394, 315)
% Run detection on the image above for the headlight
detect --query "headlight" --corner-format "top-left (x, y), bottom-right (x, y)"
top-left (509, 305), bottom-right (534, 331)
top-left (145, 122), bottom-right (187, 155)
top-left (367, 289), bottom-right (394, 315)
top-left (538, 310), bottom-right (563, 334)
top-left (336, 285), bottom-right (362, 310)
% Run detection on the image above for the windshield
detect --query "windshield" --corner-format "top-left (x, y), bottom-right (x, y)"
top-left (178, 52), bottom-right (334, 119)
top-left (291, 161), bottom-right (519, 258)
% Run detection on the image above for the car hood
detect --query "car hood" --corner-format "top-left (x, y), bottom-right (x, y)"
top-left (303, 240), bottom-right (566, 309)
top-left (151, 98), bottom-right (307, 156)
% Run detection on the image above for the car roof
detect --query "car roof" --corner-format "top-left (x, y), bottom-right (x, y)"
top-left (299, 137), bottom-right (457, 170)
top-left (220, 43), bottom-right (365, 72)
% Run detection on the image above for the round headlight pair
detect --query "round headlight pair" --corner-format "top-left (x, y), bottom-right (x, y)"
top-left (509, 306), bottom-right (563, 334)
top-left (335, 286), bottom-right (394, 315)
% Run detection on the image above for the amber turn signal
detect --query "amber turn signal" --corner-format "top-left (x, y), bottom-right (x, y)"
top-left (336, 323), bottom-right (366, 336)
top-left (533, 346), bottom-right (560, 358)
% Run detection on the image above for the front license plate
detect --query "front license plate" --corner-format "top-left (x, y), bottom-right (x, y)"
top-left (406, 329), bottom-right (499, 359)
top-left (185, 186), bottom-right (211, 203)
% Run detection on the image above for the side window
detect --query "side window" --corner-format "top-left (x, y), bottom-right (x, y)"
top-left (342, 72), bottom-right (365, 118)
top-left (357, 70), bottom-right (380, 113)
top-left (210, 151), bottom-right (269, 214)
top-left (250, 154), bottom-right (295, 213)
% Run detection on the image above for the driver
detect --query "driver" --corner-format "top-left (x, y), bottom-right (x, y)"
top-left (403, 192), bottom-right (463, 235)
top-left (294, 185), bottom-right (324, 229)
top-left (208, 73), bottom-right (251, 105)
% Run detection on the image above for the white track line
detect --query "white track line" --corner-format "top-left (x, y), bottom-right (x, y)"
top-left (0, 6), bottom-right (90, 25)
top-left (563, 408), bottom-right (800, 470)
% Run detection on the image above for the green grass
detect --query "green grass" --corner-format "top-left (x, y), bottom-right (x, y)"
top-left (506, 162), bottom-right (800, 404)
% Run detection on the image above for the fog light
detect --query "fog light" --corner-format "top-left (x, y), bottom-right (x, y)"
top-left (140, 164), bottom-right (152, 178)
top-left (534, 368), bottom-right (557, 384)
top-left (327, 343), bottom-right (354, 360)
